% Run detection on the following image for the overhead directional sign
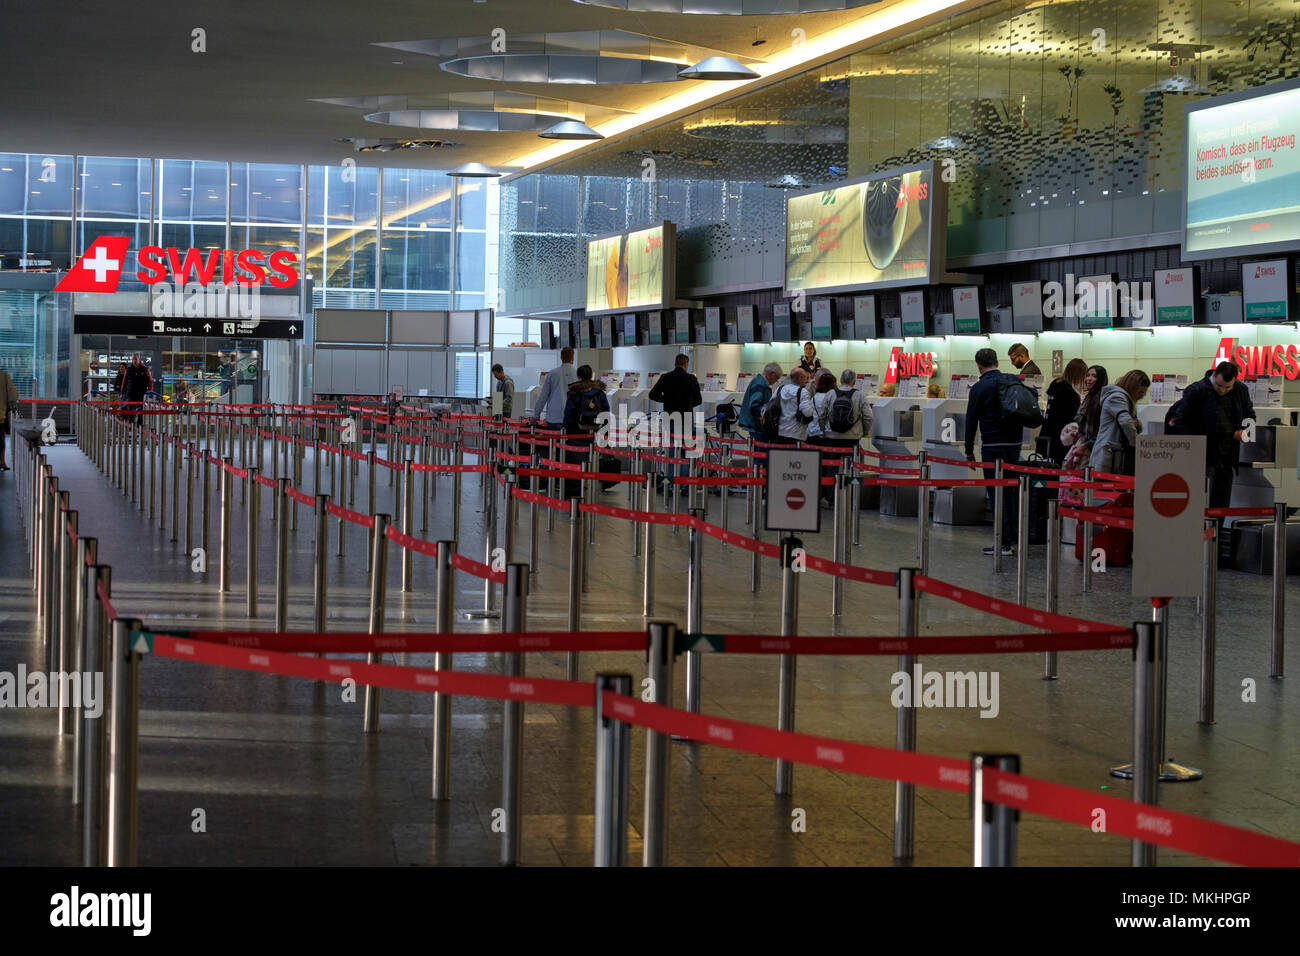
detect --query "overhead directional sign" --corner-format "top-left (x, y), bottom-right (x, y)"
top-left (73, 314), bottom-right (302, 339)
top-left (1133, 434), bottom-right (1206, 598)
top-left (765, 447), bottom-right (822, 533)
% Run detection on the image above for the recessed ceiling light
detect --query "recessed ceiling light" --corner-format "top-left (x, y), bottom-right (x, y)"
top-left (391, 60), bottom-right (404, 65)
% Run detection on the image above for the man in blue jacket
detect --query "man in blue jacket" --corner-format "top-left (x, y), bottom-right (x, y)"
top-left (738, 362), bottom-right (782, 442)
top-left (964, 348), bottom-right (1023, 556)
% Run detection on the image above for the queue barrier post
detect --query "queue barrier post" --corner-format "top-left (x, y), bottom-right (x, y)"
top-left (831, 472), bottom-right (846, 619)
top-left (170, 422), bottom-right (180, 542)
top-left (993, 460), bottom-right (1004, 574)
top-left (567, 496), bottom-right (584, 680)
top-left (916, 453), bottom-right (930, 572)
top-left (1199, 518), bottom-right (1217, 724)
top-left (106, 617), bottom-right (143, 868)
top-left (246, 468), bottom-right (259, 619)
top-left (751, 473), bottom-right (763, 593)
top-left (1016, 475), bottom-right (1030, 605)
top-left (218, 458), bottom-right (232, 593)
top-left (1045, 499), bottom-right (1060, 680)
top-left (1081, 466), bottom-right (1094, 593)
top-left (463, 460), bottom-right (500, 621)
top-left (81, 565), bottom-right (110, 864)
top-left (362, 514), bottom-right (390, 732)
top-left (71, 537), bottom-right (97, 789)
top-left (432, 540), bottom-right (454, 800)
top-left (338, 442), bottom-right (350, 555)
top-left (1130, 621), bottom-right (1159, 867)
top-left (401, 461), bottom-right (414, 592)
top-left (501, 563), bottom-right (529, 867)
top-left (642, 470), bottom-right (656, 616)
top-left (365, 451), bottom-right (377, 570)
top-left (1271, 501), bottom-right (1286, 679)
top-left (529, 446), bottom-right (540, 573)
top-left (201, 441), bottom-right (212, 555)
top-left (685, 507), bottom-right (704, 714)
top-left (314, 494), bottom-right (328, 633)
top-left (851, 447), bottom-right (863, 547)
top-left (185, 442), bottom-right (196, 555)
top-left (275, 479), bottom-right (289, 634)
top-left (894, 566), bottom-right (919, 865)
top-left (593, 672), bottom-right (633, 868)
top-left (57, 504), bottom-right (76, 733)
top-left (643, 620), bottom-right (676, 867)
top-left (775, 535), bottom-right (801, 796)
top-left (971, 753), bottom-right (1020, 867)
top-left (452, 446), bottom-right (463, 544)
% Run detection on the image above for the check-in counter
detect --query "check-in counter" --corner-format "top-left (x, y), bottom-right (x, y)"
top-left (922, 398), bottom-right (983, 524)
top-left (870, 396), bottom-right (924, 516)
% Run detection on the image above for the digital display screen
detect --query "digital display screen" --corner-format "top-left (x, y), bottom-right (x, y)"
top-left (810, 299), bottom-right (833, 339)
top-left (1077, 274), bottom-right (1116, 329)
top-left (648, 311), bottom-right (663, 344)
top-left (674, 308), bottom-right (691, 343)
top-left (854, 295), bottom-right (877, 338)
top-left (704, 306), bottom-right (721, 342)
top-left (1242, 258), bottom-right (1291, 321)
top-left (900, 290), bottom-right (926, 336)
top-left (737, 304), bottom-right (755, 343)
top-left (585, 222), bottom-right (675, 315)
top-left (1184, 79), bottom-right (1300, 260)
top-left (1154, 268), bottom-right (1197, 325)
top-left (772, 303), bottom-right (791, 341)
top-left (622, 314), bottom-right (637, 342)
top-left (785, 162), bottom-right (945, 295)
top-left (952, 286), bottom-right (981, 333)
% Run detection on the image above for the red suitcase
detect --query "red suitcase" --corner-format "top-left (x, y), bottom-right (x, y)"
top-left (1074, 491), bottom-right (1133, 567)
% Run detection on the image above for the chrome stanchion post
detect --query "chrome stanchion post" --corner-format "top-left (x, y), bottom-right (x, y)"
top-left (82, 565), bottom-right (109, 865)
top-left (528, 448), bottom-right (540, 573)
top-left (593, 672), bottom-right (633, 868)
top-left (894, 566), bottom-right (919, 865)
top-left (201, 444), bottom-right (211, 556)
top-left (502, 467), bottom-right (517, 565)
top-left (993, 460), bottom-right (1004, 573)
top-left (170, 425), bottom-right (180, 542)
top-left (1271, 501), bottom-right (1286, 679)
top-left (775, 535), bottom-right (801, 795)
top-left (432, 540), bottom-right (454, 800)
top-left (1130, 621), bottom-right (1158, 867)
top-left (401, 461), bottom-right (414, 592)
top-left (106, 617), bottom-right (142, 868)
top-left (642, 471), bottom-right (656, 616)
top-left (750, 472), bottom-right (762, 594)
top-left (1045, 499), bottom-right (1060, 680)
top-left (1199, 517), bottom-right (1218, 723)
top-left (851, 446), bottom-right (862, 547)
top-left (452, 446), bottom-right (463, 544)
top-left (1016, 474), bottom-right (1029, 604)
top-left (500, 563), bottom-right (529, 866)
top-left (314, 494), bottom-right (329, 633)
top-left (246, 467), bottom-right (259, 619)
top-left (1082, 466), bottom-right (1094, 593)
top-left (275, 479), bottom-right (289, 634)
top-left (337, 443), bottom-right (349, 555)
top-left (185, 442), bottom-right (195, 554)
top-left (567, 496), bottom-right (583, 680)
top-left (72, 538), bottom-right (97, 793)
top-left (831, 472), bottom-right (845, 618)
top-left (57, 509), bottom-right (77, 735)
top-left (218, 458), bottom-right (232, 593)
top-left (463, 463), bottom-right (500, 620)
top-left (971, 754), bottom-right (1020, 867)
top-left (365, 451), bottom-right (377, 571)
top-left (643, 620), bottom-right (676, 867)
top-left (155, 422), bottom-right (164, 526)
top-left (685, 507), bottom-right (704, 713)
top-left (362, 514), bottom-right (390, 733)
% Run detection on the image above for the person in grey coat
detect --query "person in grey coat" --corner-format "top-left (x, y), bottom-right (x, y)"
top-left (533, 347), bottom-right (578, 426)
top-left (1088, 370), bottom-right (1150, 474)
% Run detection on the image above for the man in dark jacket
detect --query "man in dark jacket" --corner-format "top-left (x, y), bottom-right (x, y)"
top-left (648, 353), bottom-right (701, 476)
top-left (1171, 361), bottom-right (1256, 510)
top-left (964, 348), bottom-right (1023, 556)
top-left (121, 353), bottom-right (153, 427)
top-left (739, 362), bottom-right (782, 442)
top-left (562, 364), bottom-right (610, 499)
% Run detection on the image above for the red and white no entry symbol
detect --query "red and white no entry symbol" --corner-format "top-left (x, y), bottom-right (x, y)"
top-left (1151, 473), bottom-right (1190, 518)
top-left (786, 488), bottom-right (806, 511)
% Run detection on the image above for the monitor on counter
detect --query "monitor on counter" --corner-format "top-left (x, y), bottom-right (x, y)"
top-left (932, 313), bottom-right (955, 336)
top-left (854, 295), bottom-right (879, 339)
top-left (598, 315), bottom-right (614, 348)
top-left (810, 298), bottom-right (834, 340)
top-left (951, 285), bottom-right (983, 333)
top-left (621, 313), bottom-right (639, 345)
top-left (736, 304), bottom-right (756, 343)
top-left (1241, 258), bottom-right (1295, 322)
top-left (558, 322), bottom-right (573, 350)
top-left (1010, 281), bottom-right (1044, 333)
top-left (578, 318), bottom-right (593, 348)
top-left (772, 302), bottom-right (792, 341)
top-left (1154, 268), bottom-right (1200, 325)
top-left (673, 308), bottom-right (693, 344)
top-left (647, 310), bottom-right (664, 345)
top-left (540, 323), bottom-right (557, 351)
top-left (899, 290), bottom-right (927, 336)
top-left (703, 306), bottom-right (722, 343)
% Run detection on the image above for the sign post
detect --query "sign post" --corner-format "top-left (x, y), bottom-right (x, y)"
top-left (766, 448), bottom-right (822, 535)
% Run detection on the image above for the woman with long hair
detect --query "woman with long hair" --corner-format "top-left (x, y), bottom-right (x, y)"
top-left (798, 342), bottom-right (822, 376)
top-left (1044, 358), bottom-right (1086, 463)
top-left (1062, 364), bottom-right (1107, 470)
top-left (1089, 369), bottom-right (1150, 474)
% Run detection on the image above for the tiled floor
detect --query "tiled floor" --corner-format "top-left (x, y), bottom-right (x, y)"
top-left (1, 433), bottom-right (1296, 866)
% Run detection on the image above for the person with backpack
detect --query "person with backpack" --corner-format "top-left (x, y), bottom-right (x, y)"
top-left (765, 367), bottom-right (812, 444)
top-left (964, 348), bottom-right (1030, 556)
top-left (739, 362), bottom-right (782, 443)
top-left (1167, 361), bottom-right (1254, 510)
top-left (805, 370), bottom-right (839, 506)
top-left (820, 368), bottom-right (873, 505)
top-left (562, 364), bottom-right (610, 499)
top-left (1089, 370), bottom-right (1149, 475)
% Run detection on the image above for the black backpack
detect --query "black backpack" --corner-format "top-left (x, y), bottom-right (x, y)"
top-left (828, 387), bottom-right (858, 433)
top-left (577, 393), bottom-right (602, 431)
top-left (760, 389), bottom-right (784, 438)
top-left (998, 373), bottom-right (1045, 427)
top-left (1164, 397), bottom-right (1188, 435)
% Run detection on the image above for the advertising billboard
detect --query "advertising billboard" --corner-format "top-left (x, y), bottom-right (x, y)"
top-left (1183, 78), bottom-right (1300, 260)
top-left (584, 222), bottom-right (676, 316)
top-left (785, 162), bottom-right (946, 295)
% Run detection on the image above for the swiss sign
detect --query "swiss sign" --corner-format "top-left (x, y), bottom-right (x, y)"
top-left (1133, 435), bottom-right (1206, 598)
top-left (765, 448), bottom-right (821, 533)
top-left (55, 237), bottom-right (299, 293)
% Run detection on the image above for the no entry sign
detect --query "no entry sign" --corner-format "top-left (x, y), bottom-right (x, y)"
top-left (1133, 435), bottom-right (1206, 598)
top-left (766, 447), bottom-right (821, 533)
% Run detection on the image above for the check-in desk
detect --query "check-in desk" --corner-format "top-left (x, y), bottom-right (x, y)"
top-left (871, 396), bottom-right (923, 516)
top-left (922, 399), bottom-right (983, 524)
top-left (1223, 422), bottom-right (1300, 573)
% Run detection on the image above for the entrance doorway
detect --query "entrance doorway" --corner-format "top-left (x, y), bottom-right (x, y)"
top-left (81, 334), bottom-right (265, 404)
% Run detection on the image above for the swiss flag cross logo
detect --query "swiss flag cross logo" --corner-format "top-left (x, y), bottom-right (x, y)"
top-left (884, 346), bottom-right (901, 384)
top-left (53, 236), bottom-right (131, 293)
top-left (1213, 337), bottom-right (1235, 366)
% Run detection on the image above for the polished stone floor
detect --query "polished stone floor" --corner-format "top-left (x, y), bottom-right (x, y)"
top-left (1, 434), bottom-right (1296, 866)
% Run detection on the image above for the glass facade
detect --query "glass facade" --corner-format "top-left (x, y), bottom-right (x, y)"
top-left (499, 0), bottom-right (1300, 314)
top-left (0, 153), bottom-right (497, 399)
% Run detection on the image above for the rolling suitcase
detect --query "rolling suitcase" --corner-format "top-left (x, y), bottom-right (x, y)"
top-left (598, 453), bottom-right (623, 490)
top-left (1073, 491), bottom-right (1133, 567)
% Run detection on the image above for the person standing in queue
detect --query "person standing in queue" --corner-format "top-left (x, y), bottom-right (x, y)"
top-left (121, 353), bottom-right (153, 428)
top-left (805, 369), bottom-right (840, 507)
top-left (822, 367), bottom-right (872, 506)
top-left (562, 364), bottom-right (610, 500)
top-left (535, 347), bottom-right (578, 428)
top-left (1044, 358), bottom-right (1087, 463)
top-left (1169, 360), bottom-right (1255, 511)
top-left (964, 347), bottom-right (1023, 557)
top-left (648, 353), bottom-right (701, 478)
top-left (1089, 370), bottom-right (1149, 475)
top-left (773, 367), bottom-right (812, 444)
top-left (739, 362), bottom-right (782, 443)
top-left (1067, 364), bottom-right (1109, 468)
top-left (0, 363), bottom-right (19, 471)
top-left (491, 363), bottom-right (515, 418)
top-left (1008, 343), bottom-right (1041, 377)
top-left (798, 342), bottom-right (822, 377)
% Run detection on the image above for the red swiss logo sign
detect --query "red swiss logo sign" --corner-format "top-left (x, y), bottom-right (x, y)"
top-left (884, 346), bottom-right (936, 384)
top-left (1213, 337), bottom-right (1300, 380)
top-left (55, 236), bottom-right (300, 293)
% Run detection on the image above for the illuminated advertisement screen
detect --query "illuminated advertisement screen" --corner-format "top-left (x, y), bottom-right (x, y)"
top-left (585, 222), bottom-right (676, 315)
top-left (1184, 79), bottom-right (1300, 260)
top-left (785, 162), bottom-right (946, 295)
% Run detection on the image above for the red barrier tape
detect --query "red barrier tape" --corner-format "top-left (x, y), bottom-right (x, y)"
top-left (96, 580), bottom-right (117, 621)
top-left (326, 502), bottom-right (375, 528)
top-left (1206, 506), bottom-right (1278, 518)
top-left (802, 553), bottom-right (897, 587)
top-left (643, 452), bottom-right (692, 465)
top-left (285, 487), bottom-right (315, 507)
top-left (167, 628), bottom-right (647, 654)
top-left (223, 462), bottom-right (248, 479)
top-left (668, 475), bottom-right (763, 487)
top-left (385, 525), bottom-right (442, 558)
top-left (512, 487), bottom-right (569, 511)
top-left (254, 473), bottom-right (276, 490)
top-left (914, 574), bottom-right (1116, 633)
top-left (450, 551), bottom-right (507, 583)
top-left (409, 462), bottom-right (489, 474)
top-left (537, 458), bottom-right (581, 471)
top-left (855, 463), bottom-right (924, 476)
top-left (1058, 506), bottom-right (1134, 530)
top-left (689, 630), bottom-right (1133, 655)
top-left (1092, 471), bottom-right (1136, 487)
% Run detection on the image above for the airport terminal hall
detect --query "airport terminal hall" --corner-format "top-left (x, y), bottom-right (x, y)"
top-left (2, 0), bottom-right (1299, 928)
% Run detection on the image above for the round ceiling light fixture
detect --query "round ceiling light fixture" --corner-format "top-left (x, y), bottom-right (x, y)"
top-left (678, 56), bottom-right (760, 81)
top-left (539, 119), bottom-right (604, 140)
top-left (448, 162), bottom-right (503, 178)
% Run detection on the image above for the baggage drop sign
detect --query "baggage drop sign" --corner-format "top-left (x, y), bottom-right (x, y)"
top-left (765, 448), bottom-right (822, 533)
top-left (1133, 435), bottom-right (1206, 598)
